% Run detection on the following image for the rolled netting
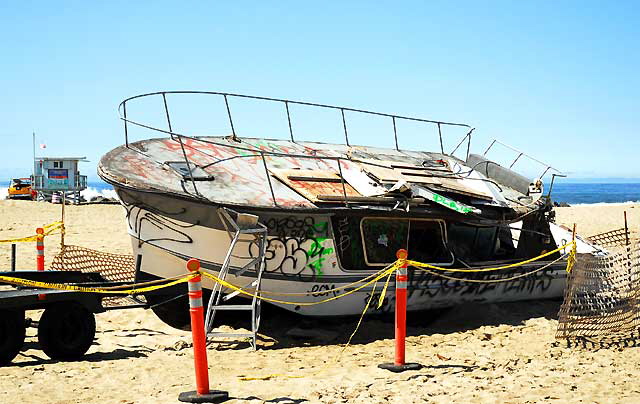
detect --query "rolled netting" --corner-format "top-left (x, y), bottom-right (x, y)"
top-left (586, 227), bottom-right (638, 250)
top-left (557, 228), bottom-right (640, 348)
top-left (51, 245), bottom-right (140, 306)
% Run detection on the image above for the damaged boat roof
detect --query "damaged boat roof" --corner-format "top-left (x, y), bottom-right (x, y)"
top-left (99, 135), bottom-right (540, 215)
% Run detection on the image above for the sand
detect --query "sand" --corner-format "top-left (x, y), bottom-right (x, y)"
top-left (1, 200), bottom-right (640, 404)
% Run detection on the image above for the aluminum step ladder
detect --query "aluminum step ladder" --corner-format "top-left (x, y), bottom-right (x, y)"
top-left (204, 208), bottom-right (268, 350)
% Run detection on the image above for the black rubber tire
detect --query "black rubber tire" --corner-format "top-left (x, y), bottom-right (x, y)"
top-left (38, 302), bottom-right (96, 360)
top-left (146, 294), bottom-right (192, 331)
top-left (146, 291), bottom-right (234, 331)
top-left (0, 309), bottom-right (26, 366)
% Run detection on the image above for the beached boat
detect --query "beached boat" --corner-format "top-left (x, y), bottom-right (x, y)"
top-left (98, 91), bottom-right (601, 328)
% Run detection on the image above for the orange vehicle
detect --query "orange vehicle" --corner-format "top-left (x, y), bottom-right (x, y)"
top-left (7, 178), bottom-right (37, 200)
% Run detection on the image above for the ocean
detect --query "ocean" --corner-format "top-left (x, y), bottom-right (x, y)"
top-left (550, 183), bottom-right (640, 205)
top-left (1, 180), bottom-right (640, 205)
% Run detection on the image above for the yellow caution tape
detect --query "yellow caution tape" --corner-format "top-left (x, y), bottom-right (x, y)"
top-left (0, 272), bottom-right (196, 294)
top-left (0, 221), bottom-right (64, 243)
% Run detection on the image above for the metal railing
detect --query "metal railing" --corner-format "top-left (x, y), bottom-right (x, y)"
top-left (76, 175), bottom-right (87, 190)
top-left (32, 175), bottom-right (87, 191)
top-left (118, 91), bottom-right (473, 152)
top-left (482, 139), bottom-right (563, 179)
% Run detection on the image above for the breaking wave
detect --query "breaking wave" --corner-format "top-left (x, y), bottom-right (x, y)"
top-left (0, 186), bottom-right (118, 201)
top-left (80, 186), bottom-right (119, 201)
top-left (568, 201), bottom-right (640, 207)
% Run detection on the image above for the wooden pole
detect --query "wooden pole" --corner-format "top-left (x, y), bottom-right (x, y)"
top-left (61, 193), bottom-right (66, 248)
top-left (624, 211), bottom-right (629, 246)
top-left (11, 244), bottom-right (16, 272)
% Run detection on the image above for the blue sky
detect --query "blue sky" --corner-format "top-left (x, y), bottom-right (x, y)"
top-left (0, 1), bottom-right (638, 181)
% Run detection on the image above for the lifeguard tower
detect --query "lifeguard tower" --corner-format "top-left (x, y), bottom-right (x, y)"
top-left (32, 157), bottom-right (88, 203)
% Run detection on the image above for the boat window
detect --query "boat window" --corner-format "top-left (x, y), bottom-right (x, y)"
top-left (446, 223), bottom-right (514, 261)
top-left (360, 218), bottom-right (410, 266)
top-left (407, 220), bottom-right (453, 264)
top-left (53, 161), bottom-right (59, 168)
top-left (333, 216), bottom-right (454, 270)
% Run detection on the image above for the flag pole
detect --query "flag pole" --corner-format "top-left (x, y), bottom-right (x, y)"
top-left (32, 131), bottom-right (36, 180)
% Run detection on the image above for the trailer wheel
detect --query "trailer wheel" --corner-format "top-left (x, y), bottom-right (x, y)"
top-left (38, 303), bottom-right (96, 360)
top-left (0, 309), bottom-right (26, 365)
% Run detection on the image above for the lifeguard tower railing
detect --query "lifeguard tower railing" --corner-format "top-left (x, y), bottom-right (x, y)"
top-left (117, 91), bottom-right (562, 206)
top-left (32, 174), bottom-right (87, 191)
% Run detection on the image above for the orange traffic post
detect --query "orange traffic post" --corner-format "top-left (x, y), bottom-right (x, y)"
top-left (378, 249), bottom-right (422, 373)
top-left (36, 228), bottom-right (46, 301)
top-left (178, 259), bottom-right (229, 403)
top-left (35, 228), bottom-right (45, 271)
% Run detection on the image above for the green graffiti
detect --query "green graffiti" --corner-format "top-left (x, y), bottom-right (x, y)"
top-left (432, 193), bottom-right (474, 214)
top-left (307, 257), bottom-right (325, 276)
top-left (305, 231), bottom-right (334, 278)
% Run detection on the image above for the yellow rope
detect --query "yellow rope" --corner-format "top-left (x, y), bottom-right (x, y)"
top-left (200, 263), bottom-right (399, 306)
top-left (0, 221), bottom-right (64, 243)
top-left (566, 241), bottom-right (578, 273)
top-left (408, 241), bottom-right (575, 273)
top-left (239, 269), bottom-right (389, 381)
top-left (0, 272), bottom-right (197, 294)
top-left (234, 265), bottom-right (394, 297)
top-left (417, 252), bottom-right (569, 284)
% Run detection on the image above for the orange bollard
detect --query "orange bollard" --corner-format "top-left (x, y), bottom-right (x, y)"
top-left (36, 228), bottom-right (46, 301)
top-left (178, 259), bottom-right (229, 403)
top-left (378, 249), bottom-right (422, 373)
top-left (36, 228), bottom-right (45, 271)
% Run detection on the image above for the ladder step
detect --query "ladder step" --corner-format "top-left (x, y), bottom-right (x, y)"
top-left (207, 332), bottom-right (255, 339)
top-left (239, 228), bottom-right (267, 234)
top-left (211, 304), bottom-right (253, 310)
top-left (223, 281), bottom-right (258, 301)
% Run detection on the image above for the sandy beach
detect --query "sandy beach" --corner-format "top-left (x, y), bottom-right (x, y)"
top-left (1, 200), bottom-right (640, 404)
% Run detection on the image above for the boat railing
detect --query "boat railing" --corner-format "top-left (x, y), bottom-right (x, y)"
top-left (482, 138), bottom-right (563, 179)
top-left (118, 91), bottom-right (474, 156)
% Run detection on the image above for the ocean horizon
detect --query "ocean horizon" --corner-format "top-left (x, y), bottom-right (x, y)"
top-left (1, 179), bottom-right (640, 205)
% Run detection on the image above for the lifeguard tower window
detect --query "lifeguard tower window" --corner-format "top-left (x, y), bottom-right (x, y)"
top-left (332, 216), bottom-right (452, 270)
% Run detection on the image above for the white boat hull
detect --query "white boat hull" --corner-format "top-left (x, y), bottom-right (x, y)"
top-left (127, 205), bottom-right (568, 317)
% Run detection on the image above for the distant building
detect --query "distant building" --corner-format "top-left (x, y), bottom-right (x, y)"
top-left (33, 157), bottom-right (88, 203)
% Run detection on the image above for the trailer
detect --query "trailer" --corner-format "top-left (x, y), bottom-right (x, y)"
top-left (0, 270), bottom-right (147, 365)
